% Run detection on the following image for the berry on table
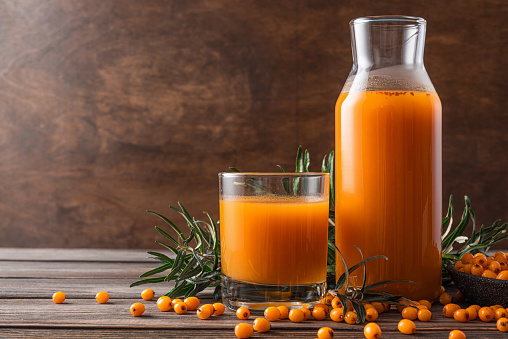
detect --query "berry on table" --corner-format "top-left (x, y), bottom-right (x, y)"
top-left (202, 304), bottom-right (215, 316)
top-left (317, 327), bottom-right (334, 339)
top-left (365, 307), bottom-right (379, 321)
top-left (453, 309), bottom-right (469, 322)
top-left (478, 306), bottom-right (495, 322)
top-left (344, 311), bottom-right (357, 324)
top-left (184, 296), bottom-right (200, 310)
top-left (235, 323), bottom-right (254, 338)
top-left (253, 317), bottom-right (271, 333)
top-left (52, 292), bottom-right (66, 304)
top-left (465, 306), bottom-right (477, 320)
top-left (213, 302), bottom-right (225, 315)
top-left (289, 308), bottom-right (305, 323)
top-left (330, 308), bottom-right (344, 322)
top-left (443, 304), bottom-right (461, 318)
top-left (417, 309), bottom-right (432, 322)
top-left (236, 306), bottom-right (250, 320)
top-left (95, 291), bottom-right (109, 304)
top-left (157, 296), bottom-right (172, 312)
top-left (439, 293), bottom-right (453, 305)
top-left (130, 302), bottom-right (145, 316)
top-left (196, 306), bottom-right (212, 320)
top-left (364, 322), bottom-right (382, 339)
top-left (277, 305), bottom-right (289, 319)
top-left (402, 306), bottom-right (418, 320)
top-left (398, 319), bottom-right (416, 334)
top-left (312, 307), bottom-right (327, 320)
top-left (449, 329), bottom-right (466, 339)
top-left (264, 306), bottom-right (280, 321)
top-left (171, 298), bottom-right (183, 307)
top-left (141, 288), bottom-right (154, 301)
top-left (498, 317), bottom-right (508, 332)
top-left (495, 307), bottom-right (508, 320)
top-left (174, 302), bottom-right (187, 314)
top-left (301, 307), bottom-right (311, 320)
top-left (418, 300), bottom-right (432, 310)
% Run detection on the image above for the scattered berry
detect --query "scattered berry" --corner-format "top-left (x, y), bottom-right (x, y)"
top-left (465, 306), bottom-right (477, 320)
top-left (365, 307), bottom-right (379, 322)
top-left (289, 308), bottom-right (305, 323)
top-left (417, 309), bottom-right (432, 322)
top-left (171, 298), bottom-right (183, 307)
top-left (372, 302), bottom-right (385, 314)
top-left (130, 302), bottom-right (145, 316)
top-left (453, 309), bottom-right (469, 322)
top-left (498, 317), bottom-right (508, 332)
top-left (202, 304), bottom-right (215, 316)
top-left (449, 329), bottom-right (466, 339)
top-left (317, 326), bottom-right (334, 339)
top-left (398, 319), bottom-right (416, 334)
top-left (264, 306), bottom-right (280, 321)
top-left (184, 296), bottom-right (200, 310)
top-left (174, 302), bottom-right (187, 314)
top-left (253, 317), bottom-right (271, 333)
top-left (454, 291), bottom-right (465, 302)
top-left (418, 300), bottom-right (432, 310)
top-left (443, 304), bottom-right (461, 318)
top-left (330, 308), bottom-right (344, 322)
top-left (141, 288), bottom-right (154, 301)
top-left (277, 305), bottom-right (289, 319)
top-left (157, 296), bottom-right (172, 312)
top-left (236, 306), bottom-right (250, 320)
top-left (235, 323), bottom-right (254, 338)
top-left (301, 307), bottom-right (311, 320)
top-left (479, 306), bottom-right (495, 322)
top-left (213, 302), bottom-right (225, 315)
top-left (196, 306), bottom-right (212, 320)
top-left (364, 322), bottom-right (382, 339)
top-left (439, 293), bottom-right (453, 305)
top-left (495, 307), bottom-right (508, 320)
top-left (402, 306), bottom-right (418, 320)
top-left (52, 292), bottom-right (66, 304)
top-left (95, 291), bottom-right (109, 304)
top-left (312, 307), bottom-right (327, 320)
top-left (344, 311), bottom-right (358, 324)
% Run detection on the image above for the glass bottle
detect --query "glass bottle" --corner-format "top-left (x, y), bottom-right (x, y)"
top-left (335, 16), bottom-right (442, 301)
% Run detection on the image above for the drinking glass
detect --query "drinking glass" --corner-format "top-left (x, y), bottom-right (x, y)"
top-left (219, 172), bottom-right (329, 311)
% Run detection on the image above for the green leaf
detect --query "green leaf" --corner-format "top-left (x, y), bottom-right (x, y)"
top-left (229, 167), bottom-right (240, 172)
top-left (336, 255), bottom-right (388, 291)
top-left (326, 151), bottom-right (335, 207)
top-left (130, 276), bottom-right (166, 287)
top-left (154, 240), bottom-right (178, 255)
top-left (165, 249), bottom-right (186, 282)
top-left (303, 149), bottom-right (310, 172)
top-left (147, 210), bottom-right (186, 243)
top-left (147, 251), bottom-right (174, 263)
top-left (140, 262), bottom-right (174, 278)
top-left (155, 226), bottom-right (179, 246)
top-left (355, 246), bottom-right (367, 291)
top-left (213, 285), bottom-right (221, 301)
top-left (351, 300), bottom-right (366, 324)
top-left (337, 293), bottom-right (349, 315)
top-left (334, 244), bottom-right (349, 292)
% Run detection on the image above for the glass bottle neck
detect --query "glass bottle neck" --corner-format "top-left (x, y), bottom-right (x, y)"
top-left (350, 16), bottom-right (426, 70)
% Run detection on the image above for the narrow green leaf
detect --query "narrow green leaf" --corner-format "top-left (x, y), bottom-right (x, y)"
top-left (351, 300), bottom-right (366, 324)
top-left (147, 210), bottom-right (186, 242)
top-left (213, 285), bottom-right (222, 301)
top-left (336, 255), bottom-right (388, 290)
top-left (354, 246), bottom-right (367, 291)
top-left (337, 293), bottom-right (349, 314)
top-left (140, 262), bottom-right (174, 278)
top-left (229, 167), bottom-right (240, 172)
top-left (155, 240), bottom-right (178, 255)
top-left (147, 251), bottom-right (174, 263)
top-left (334, 244), bottom-right (349, 292)
top-left (303, 149), bottom-right (310, 172)
top-left (327, 150), bottom-right (335, 207)
top-left (130, 276), bottom-right (165, 287)
top-left (155, 226), bottom-right (179, 246)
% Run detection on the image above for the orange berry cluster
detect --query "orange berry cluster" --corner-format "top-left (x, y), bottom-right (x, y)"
top-left (439, 286), bottom-right (508, 333)
top-left (454, 252), bottom-right (508, 280)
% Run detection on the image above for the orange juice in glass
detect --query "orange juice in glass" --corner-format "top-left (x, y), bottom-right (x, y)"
top-left (219, 173), bottom-right (329, 311)
top-left (335, 16), bottom-right (442, 301)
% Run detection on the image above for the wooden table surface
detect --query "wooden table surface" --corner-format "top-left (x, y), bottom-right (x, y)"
top-left (0, 248), bottom-right (505, 338)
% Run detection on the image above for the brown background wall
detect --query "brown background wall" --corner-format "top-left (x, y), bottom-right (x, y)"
top-left (0, 0), bottom-right (506, 249)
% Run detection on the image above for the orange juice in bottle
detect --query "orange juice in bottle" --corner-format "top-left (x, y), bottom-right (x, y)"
top-left (335, 16), bottom-right (442, 301)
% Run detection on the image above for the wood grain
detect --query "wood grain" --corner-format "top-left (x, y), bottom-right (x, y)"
top-left (0, 1), bottom-right (506, 248)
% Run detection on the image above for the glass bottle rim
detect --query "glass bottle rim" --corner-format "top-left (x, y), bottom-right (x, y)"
top-left (350, 15), bottom-right (426, 27)
top-left (219, 172), bottom-right (329, 178)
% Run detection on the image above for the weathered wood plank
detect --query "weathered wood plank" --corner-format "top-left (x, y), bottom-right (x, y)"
top-left (0, 248), bottom-right (155, 262)
top-left (0, 261), bottom-right (159, 278)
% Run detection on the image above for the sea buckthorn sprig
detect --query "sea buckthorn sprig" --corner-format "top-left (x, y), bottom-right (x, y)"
top-left (130, 202), bottom-right (222, 300)
top-left (441, 195), bottom-right (508, 284)
top-left (330, 244), bottom-right (419, 324)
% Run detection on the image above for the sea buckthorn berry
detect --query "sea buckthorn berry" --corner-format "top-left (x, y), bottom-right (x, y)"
top-left (443, 304), bottom-right (461, 318)
top-left (418, 309), bottom-right (432, 322)
top-left (184, 296), bottom-right (200, 310)
top-left (470, 305), bottom-right (481, 312)
top-left (471, 264), bottom-right (484, 276)
top-left (364, 303), bottom-right (374, 310)
top-left (416, 305), bottom-right (428, 310)
top-left (454, 261), bottom-right (464, 271)
top-left (495, 308), bottom-right (508, 320)
top-left (289, 308), bottom-right (305, 323)
top-left (235, 323), bottom-right (254, 338)
top-left (489, 261), bottom-right (501, 274)
top-left (264, 306), bottom-right (280, 321)
top-left (478, 306), bottom-right (495, 322)
top-left (157, 296), bottom-right (172, 312)
top-left (465, 306), bottom-right (478, 320)
top-left (463, 263), bottom-right (472, 274)
top-left (449, 329), bottom-right (466, 339)
top-left (253, 317), bottom-right (271, 333)
top-left (461, 253), bottom-right (474, 264)
top-left (331, 297), bottom-right (342, 309)
top-left (364, 322), bottom-right (382, 339)
top-left (344, 311), bottom-right (358, 324)
top-left (277, 305), bottom-right (289, 319)
top-left (312, 307), bottom-right (327, 320)
top-left (498, 317), bottom-right (508, 332)
top-left (453, 309), bottom-right (469, 322)
top-left (365, 307), bottom-right (379, 321)
top-left (398, 319), bottom-right (416, 335)
top-left (236, 306), bottom-right (250, 320)
top-left (196, 306), bottom-right (212, 320)
top-left (317, 326), bottom-right (334, 339)
top-left (491, 305), bottom-right (504, 311)
top-left (314, 303), bottom-right (330, 314)
top-left (383, 302), bottom-right (391, 312)
top-left (474, 252), bottom-right (487, 259)
top-left (454, 291), bottom-right (465, 302)
top-left (440, 293), bottom-right (453, 305)
top-left (486, 256), bottom-right (495, 266)
top-left (495, 251), bottom-right (505, 257)
top-left (140, 288), bottom-right (154, 301)
top-left (301, 307), bottom-right (311, 320)
top-left (171, 298), bottom-right (183, 307)
top-left (418, 300), bottom-right (432, 310)
top-left (483, 270), bottom-right (497, 279)
top-left (499, 262), bottom-right (508, 271)
top-left (496, 255), bottom-right (508, 264)
top-left (402, 306), bottom-right (418, 320)
top-left (95, 291), bottom-right (109, 304)
top-left (372, 302), bottom-right (385, 314)
top-left (497, 271), bottom-right (508, 280)
top-left (213, 302), bottom-right (225, 316)
top-left (330, 308), bottom-right (344, 322)
top-left (439, 286), bottom-right (445, 295)
top-left (52, 292), bottom-right (66, 304)
top-left (174, 302), bottom-right (187, 314)
top-left (472, 256), bottom-right (487, 268)
top-left (202, 303), bottom-right (215, 315)
top-left (130, 302), bottom-right (145, 316)
top-left (322, 293), bottom-right (334, 306)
